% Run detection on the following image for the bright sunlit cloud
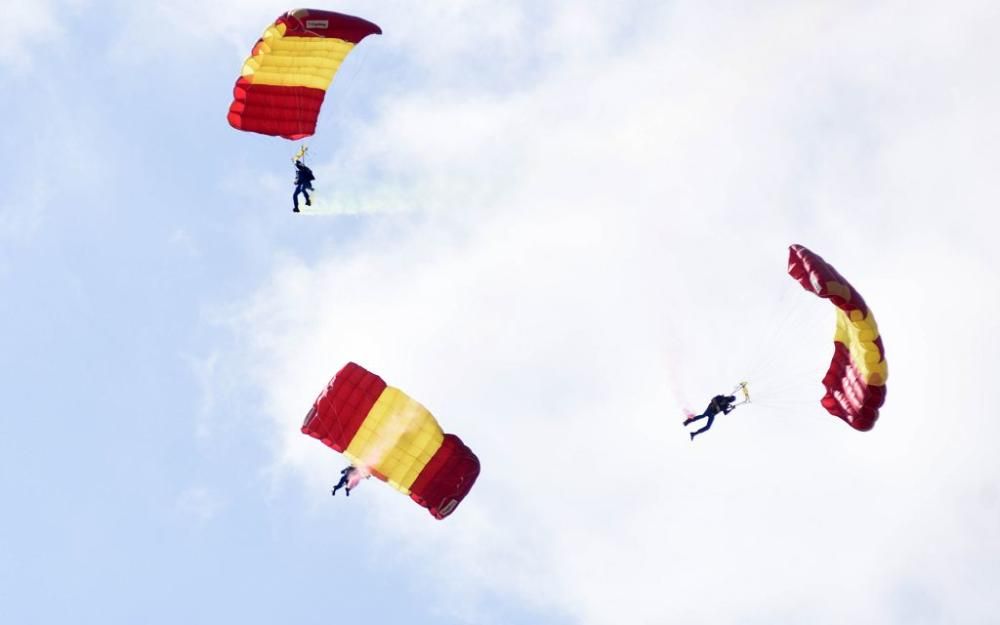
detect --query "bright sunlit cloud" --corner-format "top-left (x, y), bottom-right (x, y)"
top-left (211, 2), bottom-right (1000, 624)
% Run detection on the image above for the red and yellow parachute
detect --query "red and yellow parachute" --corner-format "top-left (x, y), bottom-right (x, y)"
top-left (302, 363), bottom-right (480, 519)
top-left (227, 9), bottom-right (381, 140)
top-left (788, 244), bottom-right (888, 431)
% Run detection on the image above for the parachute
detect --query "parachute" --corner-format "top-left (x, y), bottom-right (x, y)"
top-left (787, 244), bottom-right (888, 431)
top-left (227, 9), bottom-right (381, 140)
top-left (302, 363), bottom-right (480, 519)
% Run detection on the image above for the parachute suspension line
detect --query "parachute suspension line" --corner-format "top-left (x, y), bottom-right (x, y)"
top-left (739, 281), bottom-right (795, 379)
top-left (740, 280), bottom-right (806, 383)
top-left (324, 41), bottom-right (373, 120)
top-left (738, 280), bottom-right (833, 410)
top-left (745, 331), bottom-right (822, 401)
top-left (746, 399), bottom-right (818, 423)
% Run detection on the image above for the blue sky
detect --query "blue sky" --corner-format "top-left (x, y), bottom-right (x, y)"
top-left (2, 1), bottom-right (999, 624)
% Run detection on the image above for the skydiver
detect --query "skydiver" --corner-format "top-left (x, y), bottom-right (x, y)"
top-left (292, 159), bottom-right (315, 213)
top-left (684, 394), bottom-right (738, 440)
top-left (331, 465), bottom-right (358, 497)
top-left (331, 465), bottom-right (369, 497)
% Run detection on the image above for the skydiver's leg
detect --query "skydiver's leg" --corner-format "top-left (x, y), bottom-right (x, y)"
top-left (683, 412), bottom-right (709, 426)
top-left (689, 415), bottom-right (715, 440)
top-left (686, 401), bottom-right (718, 425)
top-left (303, 187), bottom-right (311, 206)
top-left (293, 185), bottom-right (304, 210)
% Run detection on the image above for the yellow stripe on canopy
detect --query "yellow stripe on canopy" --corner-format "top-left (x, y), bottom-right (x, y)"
top-left (344, 387), bottom-right (444, 493)
top-left (833, 308), bottom-right (888, 386)
top-left (240, 23), bottom-right (356, 91)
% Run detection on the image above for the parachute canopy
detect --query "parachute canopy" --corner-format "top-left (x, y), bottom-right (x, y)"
top-left (302, 363), bottom-right (480, 519)
top-left (788, 244), bottom-right (888, 431)
top-left (227, 9), bottom-right (381, 140)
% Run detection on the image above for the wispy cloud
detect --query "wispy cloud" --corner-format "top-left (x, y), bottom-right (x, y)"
top-left (0, 0), bottom-right (64, 72)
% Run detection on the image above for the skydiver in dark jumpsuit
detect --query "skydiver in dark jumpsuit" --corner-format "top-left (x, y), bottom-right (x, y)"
top-left (684, 394), bottom-right (737, 440)
top-left (331, 465), bottom-right (359, 497)
top-left (292, 160), bottom-right (315, 213)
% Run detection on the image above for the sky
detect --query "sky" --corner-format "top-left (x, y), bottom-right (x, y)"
top-left (1, 1), bottom-right (999, 624)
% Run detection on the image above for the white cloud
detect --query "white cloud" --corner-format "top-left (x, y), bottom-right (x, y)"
top-left (211, 2), bottom-right (1000, 623)
top-left (106, 0), bottom-right (264, 63)
top-left (0, 0), bottom-right (62, 71)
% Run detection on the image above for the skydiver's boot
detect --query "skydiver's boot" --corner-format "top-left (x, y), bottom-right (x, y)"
top-left (690, 432), bottom-right (696, 441)
top-left (293, 205), bottom-right (300, 213)
top-left (345, 488), bottom-right (350, 497)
